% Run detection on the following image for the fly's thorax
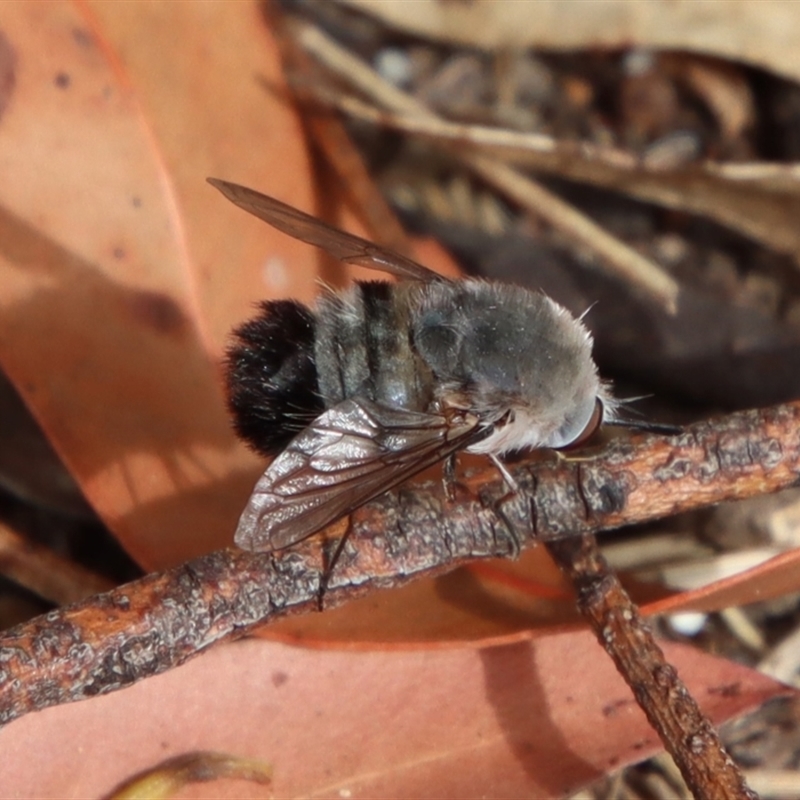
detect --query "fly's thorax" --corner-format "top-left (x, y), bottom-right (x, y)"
top-left (408, 280), bottom-right (603, 454)
top-left (313, 281), bottom-right (436, 413)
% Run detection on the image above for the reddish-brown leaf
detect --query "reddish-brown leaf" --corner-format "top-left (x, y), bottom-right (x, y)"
top-left (0, 633), bottom-right (788, 799)
top-left (0, 1), bottom-right (314, 568)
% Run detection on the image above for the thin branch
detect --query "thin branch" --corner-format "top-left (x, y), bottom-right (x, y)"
top-left (0, 401), bottom-right (798, 729)
top-left (547, 534), bottom-right (758, 800)
top-left (306, 111), bottom-right (418, 259)
top-left (0, 520), bottom-right (114, 605)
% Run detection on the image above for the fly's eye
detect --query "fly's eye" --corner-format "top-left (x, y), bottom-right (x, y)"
top-left (561, 399), bottom-right (603, 450)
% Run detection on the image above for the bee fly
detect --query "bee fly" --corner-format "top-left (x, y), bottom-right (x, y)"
top-left (210, 178), bottom-right (620, 556)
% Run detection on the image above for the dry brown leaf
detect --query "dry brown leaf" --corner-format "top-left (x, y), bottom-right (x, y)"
top-left (0, 1), bottom-right (317, 569)
top-left (644, 548), bottom-right (800, 618)
top-left (82, 0), bottom-right (322, 346)
top-left (106, 751), bottom-right (272, 800)
top-left (0, 634), bottom-right (787, 799)
top-left (343, 0), bottom-right (800, 84)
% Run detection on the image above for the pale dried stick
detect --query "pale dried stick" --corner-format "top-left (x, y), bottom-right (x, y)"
top-left (289, 17), bottom-right (679, 313)
top-left (0, 521), bottom-right (114, 605)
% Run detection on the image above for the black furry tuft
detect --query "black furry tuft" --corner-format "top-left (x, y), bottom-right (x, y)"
top-left (225, 300), bottom-right (323, 456)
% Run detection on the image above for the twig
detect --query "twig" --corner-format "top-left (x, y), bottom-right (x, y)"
top-left (306, 112), bottom-right (418, 258)
top-left (547, 534), bottom-right (757, 800)
top-left (287, 16), bottom-right (680, 313)
top-left (302, 86), bottom-right (641, 171)
top-left (0, 520), bottom-right (114, 605)
top-left (266, 34), bottom-right (418, 260)
top-left (0, 401), bottom-right (798, 729)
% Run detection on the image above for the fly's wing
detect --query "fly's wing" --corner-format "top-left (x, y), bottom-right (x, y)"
top-left (235, 398), bottom-right (480, 551)
top-left (208, 178), bottom-right (445, 283)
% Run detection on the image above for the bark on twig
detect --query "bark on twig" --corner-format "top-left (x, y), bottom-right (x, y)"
top-left (0, 401), bottom-right (798, 731)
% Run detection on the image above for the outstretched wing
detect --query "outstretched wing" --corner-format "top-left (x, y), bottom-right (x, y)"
top-left (234, 398), bottom-right (480, 552)
top-left (208, 178), bottom-right (444, 283)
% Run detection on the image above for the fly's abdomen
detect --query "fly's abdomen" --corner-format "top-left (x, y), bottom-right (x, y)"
top-left (226, 300), bottom-right (324, 456)
top-left (314, 282), bottom-right (434, 413)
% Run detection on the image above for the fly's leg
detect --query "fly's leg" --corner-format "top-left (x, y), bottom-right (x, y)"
top-left (488, 454), bottom-right (523, 558)
top-left (442, 453), bottom-right (458, 502)
top-left (489, 454), bottom-right (519, 493)
top-left (317, 529), bottom-right (352, 611)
